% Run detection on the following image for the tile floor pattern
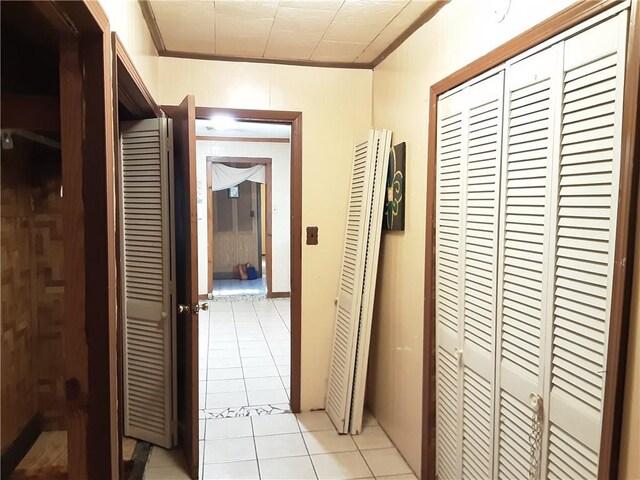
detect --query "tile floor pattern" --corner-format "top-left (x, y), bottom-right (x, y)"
top-left (144, 299), bottom-right (417, 479)
top-left (199, 299), bottom-right (292, 419)
top-left (144, 410), bottom-right (418, 480)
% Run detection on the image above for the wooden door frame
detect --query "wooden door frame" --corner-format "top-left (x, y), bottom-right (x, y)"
top-left (27, 1), bottom-right (120, 478)
top-left (163, 105), bottom-right (303, 413)
top-left (207, 156), bottom-right (273, 296)
top-left (422, 1), bottom-right (640, 479)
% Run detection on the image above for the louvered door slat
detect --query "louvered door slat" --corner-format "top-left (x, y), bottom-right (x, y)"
top-left (326, 132), bottom-right (375, 433)
top-left (120, 118), bottom-right (174, 448)
top-left (435, 87), bottom-right (466, 480)
top-left (495, 44), bottom-right (562, 479)
top-left (350, 129), bottom-right (392, 434)
top-left (542, 13), bottom-right (627, 479)
top-left (461, 72), bottom-right (503, 480)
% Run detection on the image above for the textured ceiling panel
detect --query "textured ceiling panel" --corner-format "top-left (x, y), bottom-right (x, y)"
top-left (147, 0), bottom-right (442, 66)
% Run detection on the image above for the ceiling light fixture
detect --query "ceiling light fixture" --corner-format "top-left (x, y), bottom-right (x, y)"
top-left (209, 115), bottom-right (237, 131)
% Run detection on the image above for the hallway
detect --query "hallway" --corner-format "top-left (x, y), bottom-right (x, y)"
top-left (200, 299), bottom-right (291, 415)
top-left (144, 298), bottom-right (416, 480)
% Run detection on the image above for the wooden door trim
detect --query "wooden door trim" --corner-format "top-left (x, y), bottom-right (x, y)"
top-left (207, 156), bottom-right (273, 297)
top-left (51, 1), bottom-right (121, 478)
top-left (422, 1), bottom-right (639, 479)
top-left (164, 105), bottom-right (303, 413)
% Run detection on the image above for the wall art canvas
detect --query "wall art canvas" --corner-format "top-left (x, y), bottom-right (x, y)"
top-left (383, 142), bottom-right (406, 231)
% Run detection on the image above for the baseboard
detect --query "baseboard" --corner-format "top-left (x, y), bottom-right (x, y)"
top-left (269, 292), bottom-right (291, 299)
top-left (1, 413), bottom-right (41, 478)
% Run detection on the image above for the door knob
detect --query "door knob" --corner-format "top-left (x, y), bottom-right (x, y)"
top-left (192, 302), bottom-right (209, 314)
top-left (177, 304), bottom-right (190, 314)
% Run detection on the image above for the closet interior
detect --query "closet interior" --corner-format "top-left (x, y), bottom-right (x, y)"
top-left (0, 4), bottom-right (139, 478)
top-left (434, 5), bottom-right (628, 480)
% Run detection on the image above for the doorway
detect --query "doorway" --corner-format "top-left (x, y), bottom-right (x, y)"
top-left (197, 121), bottom-right (291, 301)
top-left (208, 156), bottom-right (273, 299)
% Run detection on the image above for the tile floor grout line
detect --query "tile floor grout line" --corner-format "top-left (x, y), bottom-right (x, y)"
top-left (251, 299), bottom-right (290, 408)
top-left (232, 302), bottom-right (251, 410)
top-left (201, 299), bottom-right (215, 470)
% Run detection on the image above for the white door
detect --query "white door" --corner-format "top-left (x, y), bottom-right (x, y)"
top-left (494, 44), bottom-right (562, 479)
top-left (435, 85), bottom-right (467, 480)
top-left (326, 132), bottom-right (376, 433)
top-left (119, 118), bottom-right (176, 448)
top-left (350, 129), bottom-right (392, 435)
top-left (542, 13), bottom-right (627, 479)
top-left (435, 70), bottom-right (505, 479)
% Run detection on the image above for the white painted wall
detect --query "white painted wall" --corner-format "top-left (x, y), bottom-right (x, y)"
top-left (98, 0), bottom-right (159, 99)
top-left (196, 140), bottom-right (291, 295)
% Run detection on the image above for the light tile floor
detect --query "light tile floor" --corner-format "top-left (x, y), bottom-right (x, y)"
top-left (144, 299), bottom-right (417, 480)
top-left (145, 411), bottom-right (417, 480)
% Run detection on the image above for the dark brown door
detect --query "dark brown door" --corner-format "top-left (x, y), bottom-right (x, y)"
top-left (172, 95), bottom-right (199, 479)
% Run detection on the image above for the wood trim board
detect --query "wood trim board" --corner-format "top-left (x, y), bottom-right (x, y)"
top-left (207, 156), bottom-right (273, 298)
top-left (422, 1), bottom-right (640, 479)
top-left (52, 0), bottom-right (120, 477)
top-left (163, 106), bottom-right (303, 414)
top-left (196, 135), bottom-right (289, 143)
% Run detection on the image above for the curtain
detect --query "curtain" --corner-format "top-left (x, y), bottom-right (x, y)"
top-left (211, 163), bottom-right (265, 191)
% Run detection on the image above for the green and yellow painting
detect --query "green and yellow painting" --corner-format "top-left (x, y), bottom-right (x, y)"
top-left (384, 142), bottom-right (405, 231)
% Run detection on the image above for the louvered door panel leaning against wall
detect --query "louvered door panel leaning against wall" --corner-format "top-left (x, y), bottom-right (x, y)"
top-left (326, 129), bottom-right (392, 434)
top-left (433, 6), bottom-right (630, 480)
top-left (326, 133), bottom-right (375, 433)
top-left (119, 118), bottom-right (176, 448)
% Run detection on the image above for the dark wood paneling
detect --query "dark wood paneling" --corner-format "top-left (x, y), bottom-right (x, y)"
top-left (0, 94), bottom-right (60, 131)
top-left (0, 414), bottom-right (40, 478)
top-left (0, 143), bottom-right (39, 453)
top-left (421, 1), bottom-right (636, 479)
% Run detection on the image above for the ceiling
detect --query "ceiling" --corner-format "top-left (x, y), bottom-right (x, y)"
top-left (196, 119), bottom-right (291, 138)
top-left (143, 0), bottom-right (445, 67)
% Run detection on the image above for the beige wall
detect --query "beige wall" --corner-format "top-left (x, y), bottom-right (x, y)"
top-left (99, 0), bottom-right (160, 100)
top-left (368, 0), bottom-right (585, 473)
top-left (158, 57), bottom-right (372, 410)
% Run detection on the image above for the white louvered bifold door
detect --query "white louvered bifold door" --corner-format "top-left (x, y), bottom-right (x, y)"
top-left (542, 13), bottom-right (627, 480)
top-left (494, 45), bottom-right (562, 480)
top-left (435, 87), bottom-right (467, 480)
top-left (350, 129), bottom-right (392, 435)
top-left (460, 71), bottom-right (504, 480)
top-left (120, 118), bottom-right (175, 448)
top-left (435, 71), bottom-right (504, 480)
top-left (326, 132), bottom-right (376, 433)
